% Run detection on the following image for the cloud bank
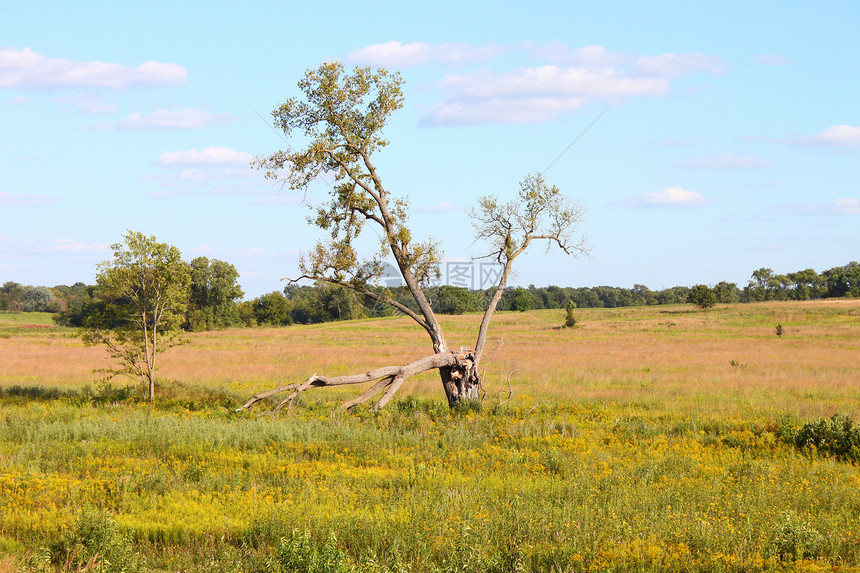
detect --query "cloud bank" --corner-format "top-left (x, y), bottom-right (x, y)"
top-left (348, 41), bottom-right (726, 125)
top-left (773, 197), bottom-right (860, 216)
top-left (0, 191), bottom-right (59, 208)
top-left (795, 125), bottom-right (860, 147)
top-left (347, 41), bottom-right (508, 68)
top-left (50, 239), bottom-right (109, 253)
top-left (155, 147), bottom-right (253, 166)
top-left (0, 47), bottom-right (186, 90)
top-left (96, 108), bottom-right (233, 130)
top-left (617, 186), bottom-right (713, 208)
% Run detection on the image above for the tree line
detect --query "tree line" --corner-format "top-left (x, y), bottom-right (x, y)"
top-left (3, 261), bottom-right (857, 328)
top-left (157, 259), bottom-right (860, 325)
top-left (1, 255), bottom-right (245, 331)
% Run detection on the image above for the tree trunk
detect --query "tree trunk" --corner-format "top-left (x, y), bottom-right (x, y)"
top-left (239, 350), bottom-right (480, 413)
top-left (438, 360), bottom-right (481, 408)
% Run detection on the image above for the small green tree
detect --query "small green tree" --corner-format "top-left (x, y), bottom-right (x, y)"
top-left (254, 291), bottom-right (294, 326)
top-left (687, 284), bottom-right (716, 310)
top-left (508, 287), bottom-right (534, 312)
top-left (821, 261), bottom-right (860, 298)
top-left (787, 268), bottom-right (821, 300)
top-left (713, 281), bottom-right (740, 304)
top-left (563, 300), bottom-right (577, 327)
top-left (747, 267), bottom-right (775, 301)
top-left (186, 257), bottom-right (244, 330)
top-left (433, 285), bottom-right (482, 315)
top-left (1, 281), bottom-right (26, 312)
top-left (82, 231), bottom-right (191, 401)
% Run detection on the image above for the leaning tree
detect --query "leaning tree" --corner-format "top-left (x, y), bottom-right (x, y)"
top-left (241, 62), bottom-right (587, 412)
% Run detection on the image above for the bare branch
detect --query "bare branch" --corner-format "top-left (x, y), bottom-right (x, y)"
top-left (285, 273), bottom-right (432, 334)
top-left (495, 368), bottom-right (519, 408)
top-left (238, 351), bottom-right (474, 413)
top-left (471, 173), bottom-right (588, 364)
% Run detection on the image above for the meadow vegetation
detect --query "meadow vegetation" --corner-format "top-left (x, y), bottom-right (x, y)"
top-left (1, 300), bottom-right (859, 572)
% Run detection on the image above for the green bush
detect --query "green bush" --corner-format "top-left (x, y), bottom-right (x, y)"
top-left (270, 529), bottom-right (350, 573)
top-left (687, 284), bottom-right (716, 310)
top-left (771, 511), bottom-right (825, 560)
top-left (795, 413), bottom-right (860, 461)
top-left (563, 301), bottom-right (577, 328)
top-left (50, 508), bottom-right (145, 572)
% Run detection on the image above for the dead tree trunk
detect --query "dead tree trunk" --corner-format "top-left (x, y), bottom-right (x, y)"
top-left (239, 350), bottom-right (477, 413)
top-left (439, 362), bottom-right (481, 408)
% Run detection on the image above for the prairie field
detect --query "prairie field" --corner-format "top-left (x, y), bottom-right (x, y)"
top-left (1, 300), bottom-right (860, 572)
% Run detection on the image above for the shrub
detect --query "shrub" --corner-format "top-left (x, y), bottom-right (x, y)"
top-left (508, 287), bottom-right (533, 312)
top-left (771, 511), bottom-right (825, 560)
top-left (50, 508), bottom-right (144, 572)
top-left (563, 301), bottom-right (577, 328)
top-left (795, 413), bottom-right (860, 461)
top-left (270, 529), bottom-right (350, 573)
top-left (687, 285), bottom-right (716, 310)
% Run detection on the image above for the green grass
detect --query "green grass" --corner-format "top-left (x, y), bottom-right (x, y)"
top-left (0, 312), bottom-right (70, 341)
top-left (2, 397), bottom-right (859, 572)
top-left (2, 302), bottom-right (860, 572)
top-left (0, 311), bottom-right (56, 326)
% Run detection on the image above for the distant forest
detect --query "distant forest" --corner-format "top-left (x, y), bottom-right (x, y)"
top-left (2, 261), bottom-right (858, 330)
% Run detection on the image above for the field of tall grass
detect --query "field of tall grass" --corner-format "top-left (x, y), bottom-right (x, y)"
top-left (1, 301), bottom-right (859, 572)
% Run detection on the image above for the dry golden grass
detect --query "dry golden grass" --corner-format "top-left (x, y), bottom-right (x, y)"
top-left (1, 300), bottom-right (858, 418)
top-left (2, 301), bottom-right (860, 572)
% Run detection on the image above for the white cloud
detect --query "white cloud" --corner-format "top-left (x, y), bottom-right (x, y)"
top-left (674, 152), bottom-right (772, 169)
top-left (773, 198), bottom-right (860, 216)
top-left (347, 41), bottom-right (507, 68)
top-left (64, 94), bottom-right (117, 114)
top-left (147, 148), bottom-right (271, 200)
top-left (795, 125), bottom-right (860, 147)
top-left (235, 247), bottom-right (266, 257)
top-left (440, 65), bottom-right (667, 100)
top-left (178, 169), bottom-right (207, 181)
top-left (50, 239), bottom-right (109, 253)
top-left (635, 53), bottom-right (726, 77)
top-left (833, 198), bottom-right (860, 214)
top-left (618, 186), bottom-right (713, 208)
top-left (746, 181), bottom-right (778, 190)
top-left (155, 146), bottom-right (254, 166)
top-left (421, 97), bottom-right (588, 125)
top-left (150, 179), bottom-right (270, 200)
top-left (521, 42), bottom-right (632, 67)
top-left (0, 47), bottom-right (187, 90)
top-left (422, 65), bottom-right (667, 125)
top-left (397, 43), bottom-right (724, 126)
top-left (97, 108), bottom-right (233, 130)
top-left (0, 191), bottom-right (59, 208)
top-left (346, 41), bottom-right (724, 125)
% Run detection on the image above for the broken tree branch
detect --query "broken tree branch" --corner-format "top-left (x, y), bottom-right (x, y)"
top-left (237, 350), bottom-right (475, 413)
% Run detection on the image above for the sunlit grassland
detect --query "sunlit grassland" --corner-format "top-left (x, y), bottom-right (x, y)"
top-left (1, 301), bottom-right (859, 572)
top-left (3, 301), bottom-right (860, 417)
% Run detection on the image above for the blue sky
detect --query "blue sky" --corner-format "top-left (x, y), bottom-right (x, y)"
top-left (2, 1), bottom-right (858, 298)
